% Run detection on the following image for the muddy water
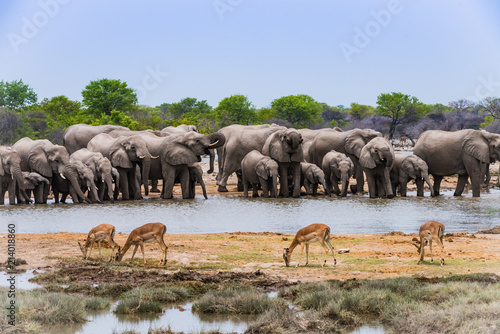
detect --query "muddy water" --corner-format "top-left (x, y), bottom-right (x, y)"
top-left (1, 189), bottom-right (500, 234)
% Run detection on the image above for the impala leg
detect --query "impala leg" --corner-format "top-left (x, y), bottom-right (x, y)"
top-left (417, 240), bottom-right (425, 265)
top-left (435, 235), bottom-right (445, 266)
top-left (325, 239), bottom-right (337, 266)
top-left (130, 245), bottom-right (139, 263)
top-left (98, 240), bottom-right (102, 259)
top-left (305, 243), bottom-right (309, 266)
top-left (429, 240), bottom-right (434, 263)
top-left (140, 244), bottom-right (146, 264)
top-left (88, 240), bottom-right (94, 259)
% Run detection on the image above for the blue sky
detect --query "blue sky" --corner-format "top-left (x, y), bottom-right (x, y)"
top-left (1, 0), bottom-right (500, 109)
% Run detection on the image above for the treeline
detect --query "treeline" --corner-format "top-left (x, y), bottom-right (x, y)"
top-left (1, 78), bottom-right (500, 145)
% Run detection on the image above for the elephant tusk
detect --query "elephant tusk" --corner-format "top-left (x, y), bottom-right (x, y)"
top-left (208, 140), bottom-right (219, 147)
top-left (138, 155), bottom-right (146, 159)
top-left (151, 155), bottom-right (159, 159)
top-left (60, 173), bottom-right (66, 180)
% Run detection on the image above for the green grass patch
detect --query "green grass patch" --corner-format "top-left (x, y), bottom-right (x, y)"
top-left (121, 285), bottom-right (191, 303)
top-left (115, 298), bottom-right (162, 314)
top-left (85, 297), bottom-right (110, 310)
top-left (193, 287), bottom-right (287, 315)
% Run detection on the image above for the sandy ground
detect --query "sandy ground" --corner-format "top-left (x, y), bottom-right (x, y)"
top-left (2, 159), bottom-right (500, 285)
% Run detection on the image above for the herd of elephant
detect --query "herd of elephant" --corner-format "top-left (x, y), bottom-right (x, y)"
top-left (1, 123), bottom-right (499, 204)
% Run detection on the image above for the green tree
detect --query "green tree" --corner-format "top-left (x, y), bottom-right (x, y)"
top-left (81, 78), bottom-right (137, 117)
top-left (215, 95), bottom-right (256, 127)
top-left (271, 94), bottom-right (322, 128)
top-left (169, 97), bottom-right (212, 119)
top-left (0, 79), bottom-right (37, 110)
top-left (376, 92), bottom-right (429, 140)
top-left (349, 103), bottom-right (374, 120)
top-left (40, 95), bottom-right (82, 127)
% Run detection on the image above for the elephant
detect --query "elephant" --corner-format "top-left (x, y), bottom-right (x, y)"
top-left (359, 136), bottom-right (395, 198)
top-left (70, 149), bottom-right (117, 203)
top-left (12, 138), bottom-right (92, 204)
top-left (241, 150), bottom-right (279, 198)
top-left (160, 124), bottom-right (197, 136)
top-left (88, 134), bottom-right (153, 200)
top-left (53, 161), bottom-right (101, 204)
top-left (187, 163), bottom-right (207, 199)
top-left (321, 150), bottom-right (354, 197)
top-left (262, 128), bottom-right (304, 198)
top-left (0, 148), bottom-right (31, 204)
top-left (298, 127), bottom-right (343, 143)
top-left (215, 124), bottom-right (285, 192)
top-left (20, 172), bottom-right (49, 201)
top-left (413, 129), bottom-right (500, 197)
top-left (300, 162), bottom-right (330, 196)
top-left (63, 124), bottom-right (132, 154)
top-left (390, 154), bottom-right (434, 197)
top-left (308, 128), bottom-right (382, 194)
top-left (160, 131), bottom-right (225, 199)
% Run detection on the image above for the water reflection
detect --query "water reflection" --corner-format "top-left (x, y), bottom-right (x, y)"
top-left (0, 270), bottom-right (43, 290)
top-left (1, 189), bottom-right (500, 234)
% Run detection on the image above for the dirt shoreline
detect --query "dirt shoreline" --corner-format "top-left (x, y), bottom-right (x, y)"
top-left (2, 231), bottom-right (500, 286)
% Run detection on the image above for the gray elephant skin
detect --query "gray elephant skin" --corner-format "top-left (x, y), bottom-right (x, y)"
top-left (321, 150), bottom-right (353, 197)
top-left (390, 154), bottom-right (434, 197)
top-left (53, 160), bottom-right (101, 204)
top-left (71, 149), bottom-right (117, 203)
top-left (216, 124), bottom-right (284, 192)
top-left (0, 148), bottom-right (31, 204)
top-left (88, 134), bottom-right (152, 200)
top-left (262, 128), bottom-right (304, 198)
top-left (414, 129), bottom-right (500, 197)
top-left (63, 124), bottom-right (132, 154)
top-left (21, 172), bottom-right (49, 201)
top-left (300, 162), bottom-right (330, 196)
top-left (12, 138), bottom-right (92, 204)
top-left (308, 128), bottom-right (382, 194)
top-left (187, 163), bottom-right (207, 199)
top-left (241, 150), bottom-right (279, 198)
top-left (160, 131), bottom-right (225, 199)
top-left (359, 136), bottom-right (395, 198)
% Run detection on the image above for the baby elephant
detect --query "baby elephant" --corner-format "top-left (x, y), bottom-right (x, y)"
top-left (390, 154), bottom-right (434, 197)
top-left (322, 151), bottom-right (353, 197)
top-left (300, 162), bottom-right (330, 196)
top-left (241, 150), bottom-right (279, 198)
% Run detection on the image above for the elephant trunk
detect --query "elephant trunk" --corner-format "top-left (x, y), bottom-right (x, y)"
top-left (340, 172), bottom-right (349, 197)
top-left (104, 174), bottom-right (114, 203)
top-left (321, 178), bottom-right (331, 196)
top-left (64, 165), bottom-right (92, 203)
top-left (140, 155), bottom-right (151, 197)
top-left (207, 132), bottom-right (226, 150)
top-left (13, 166), bottom-right (31, 203)
top-left (87, 179), bottom-right (102, 204)
top-left (383, 167), bottom-right (394, 198)
top-left (423, 173), bottom-right (435, 197)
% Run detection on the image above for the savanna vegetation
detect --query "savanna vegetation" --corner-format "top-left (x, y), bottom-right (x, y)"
top-left (1, 78), bottom-right (500, 145)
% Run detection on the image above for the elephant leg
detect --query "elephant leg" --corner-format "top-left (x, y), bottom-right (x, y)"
top-left (331, 177), bottom-right (340, 196)
top-left (454, 175), bottom-right (469, 196)
top-left (119, 171), bottom-right (130, 200)
top-left (278, 164), bottom-right (289, 197)
top-left (217, 159), bottom-right (239, 192)
top-left (260, 178), bottom-right (269, 198)
top-left (312, 183), bottom-right (318, 196)
top-left (34, 184), bottom-right (45, 204)
top-left (180, 168), bottom-right (191, 199)
top-left (150, 179), bottom-right (160, 193)
top-left (8, 181), bottom-right (16, 205)
top-left (251, 183), bottom-right (260, 197)
top-left (0, 187), bottom-right (6, 205)
top-left (292, 164), bottom-right (301, 198)
top-left (415, 178), bottom-right (423, 197)
top-left (162, 168), bottom-right (176, 199)
top-left (242, 174), bottom-right (249, 197)
top-left (365, 172), bottom-right (377, 198)
top-left (383, 168), bottom-right (394, 198)
top-left (354, 163), bottom-right (365, 193)
top-left (465, 163), bottom-right (482, 197)
top-left (433, 175), bottom-right (443, 196)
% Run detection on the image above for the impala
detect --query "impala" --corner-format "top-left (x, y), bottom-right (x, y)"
top-left (79, 223), bottom-right (118, 260)
top-left (115, 222), bottom-right (168, 265)
top-left (413, 220), bottom-right (445, 266)
top-left (283, 223), bottom-right (337, 267)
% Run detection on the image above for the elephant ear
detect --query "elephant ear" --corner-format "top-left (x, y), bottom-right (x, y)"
top-left (0, 153), bottom-right (4, 176)
top-left (331, 159), bottom-right (341, 179)
top-left (401, 157), bottom-right (417, 179)
top-left (463, 130), bottom-right (490, 163)
top-left (109, 141), bottom-right (133, 169)
top-left (268, 132), bottom-right (286, 162)
top-left (345, 130), bottom-right (368, 157)
top-left (256, 160), bottom-right (268, 180)
top-left (165, 142), bottom-right (198, 165)
top-left (359, 145), bottom-right (376, 169)
top-left (28, 146), bottom-right (52, 177)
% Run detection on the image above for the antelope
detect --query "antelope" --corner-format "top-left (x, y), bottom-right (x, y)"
top-left (79, 224), bottom-right (118, 261)
top-left (413, 221), bottom-right (445, 266)
top-left (283, 223), bottom-right (337, 267)
top-left (115, 222), bottom-right (168, 265)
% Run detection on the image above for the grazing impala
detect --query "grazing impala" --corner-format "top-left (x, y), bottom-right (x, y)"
top-left (413, 221), bottom-right (445, 266)
top-left (283, 223), bottom-right (337, 267)
top-left (115, 222), bottom-right (168, 265)
top-left (79, 224), bottom-right (118, 260)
